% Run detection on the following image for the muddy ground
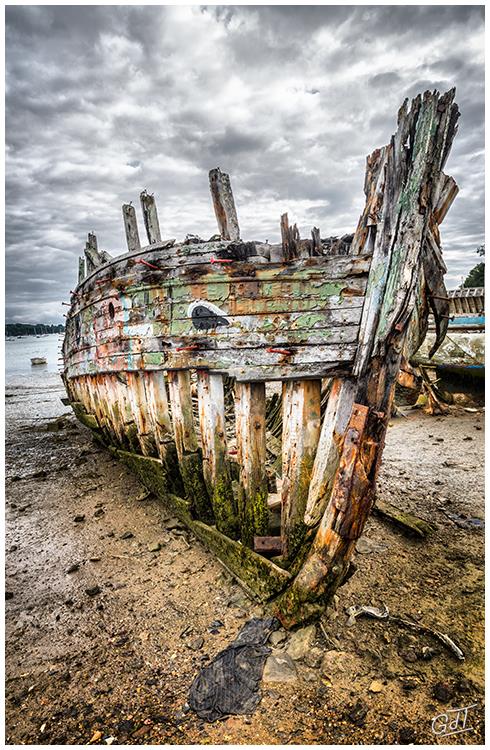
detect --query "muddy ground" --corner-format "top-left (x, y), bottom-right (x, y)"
top-left (5, 381), bottom-right (484, 745)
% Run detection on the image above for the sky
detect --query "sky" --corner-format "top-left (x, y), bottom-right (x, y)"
top-left (5, 4), bottom-right (485, 324)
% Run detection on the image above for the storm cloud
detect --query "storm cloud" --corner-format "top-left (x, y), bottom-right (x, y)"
top-left (5, 5), bottom-right (484, 323)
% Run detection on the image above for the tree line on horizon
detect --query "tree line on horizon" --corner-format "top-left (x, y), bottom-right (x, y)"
top-left (5, 323), bottom-right (65, 337)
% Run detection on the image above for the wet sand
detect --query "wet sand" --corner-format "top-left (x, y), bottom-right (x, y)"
top-left (5, 381), bottom-right (484, 745)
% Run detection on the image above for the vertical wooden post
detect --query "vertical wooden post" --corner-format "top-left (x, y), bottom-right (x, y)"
top-left (126, 372), bottom-right (157, 456)
top-left (143, 370), bottom-right (181, 492)
top-left (280, 213), bottom-right (290, 260)
top-left (78, 257), bottom-right (85, 284)
top-left (167, 369), bottom-right (212, 521)
top-left (98, 374), bottom-right (124, 443)
top-left (197, 371), bottom-right (238, 538)
top-left (304, 378), bottom-right (357, 527)
top-left (209, 168), bottom-right (240, 241)
top-left (140, 191), bottom-right (162, 244)
top-left (311, 227), bottom-right (321, 255)
top-left (84, 232), bottom-right (112, 272)
top-left (122, 204), bottom-right (141, 253)
top-left (84, 240), bottom-right (97, 275)
top-left (281, 379), bottom-right (322, 559)
top-left (235, 381), bottom-right (269, 547)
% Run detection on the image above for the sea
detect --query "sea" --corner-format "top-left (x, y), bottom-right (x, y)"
top-left (5, 333), bottom-right (65, 389)
top-left (5, 333), bottom-right (72, 428)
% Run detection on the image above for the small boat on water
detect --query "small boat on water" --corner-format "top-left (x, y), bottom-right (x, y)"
top-left (31, 357), bottom-right (47, 366)
top-left (62, 89), bottom-right (461, 626)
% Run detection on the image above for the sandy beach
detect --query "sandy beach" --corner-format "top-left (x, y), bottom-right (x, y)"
top-left (5, 374), bottom-right (484, 745)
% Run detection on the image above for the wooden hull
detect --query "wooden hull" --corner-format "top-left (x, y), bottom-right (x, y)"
top-left (63, 89), bottom-right (461, 626)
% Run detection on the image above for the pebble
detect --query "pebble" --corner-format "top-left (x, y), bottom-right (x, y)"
top-left (263, 652), bottom-right (297, 682)
top-left (269, 630), bottom-right (287, 647)
top-left (5, 591), bottom-right (14, 600)
top-left (85, 585), bottom-right (101, 597)
top-left (286, 624), bottom-right (316, 660)
top-left (73, 515), bottom-right (85, 523)
top-left (120, 531), bottom-right (134, 540)
top-left (147, 542), bottom-right (161, 552)
top-left (90, 730), bottom-right (103, 743)
top-left (66, 563), bottom-right (80, 574)
top-left (188, 637), bottom-right (204, 651)
top-left (369, 679), bottom-right (384, 693)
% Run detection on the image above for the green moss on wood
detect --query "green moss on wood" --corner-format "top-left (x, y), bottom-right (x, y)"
top-left (189, 520), bottom-right (291, 601)
top-left (180, 452), bottom-right (214, 524)
top-left (212, 473), bottom-right (240, 540)
top-left (239, 484), bottom-right (269, 549)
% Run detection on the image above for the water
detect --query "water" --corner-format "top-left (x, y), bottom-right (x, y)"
top-left (5, 334), bottom-right (65, 388)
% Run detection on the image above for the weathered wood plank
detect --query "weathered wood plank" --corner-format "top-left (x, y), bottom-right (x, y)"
top-left (209, 168), bottom-right (240, 241)
top-left (235, 382), bottom-right (269, 547)
top-left (142, 371), bottom-right (173, 453)
top-left (76, 248), bottom-right (372, 303)
top-left (140, 191), bottom-right (162, 244)
top-left (125, 371), bottom-right (156, 456)
top-left (84, 233), bottom-right (112, 273)
top-left (253, 536), bottom-right (283, 554)
top-left (167, 369), bottom-right (211, 521)
top-left (304, 378), bottom-right (357, 527)
top-left (78, 257), bottom-right (85, 284)
top-left (65, 342), bottom-right (358, 380)
top-left (166, 369), bottom-right (198, 456)
top-left (197, 371), bottom-right (238, 538)
top-left (281, 379), bottom-right (322, 559)
top-left (311, 227), bottom-right (321, 255)
top-left (122, 204), bottom-right (141, 253)
top-left (280, 213), bottom-right (290, 260)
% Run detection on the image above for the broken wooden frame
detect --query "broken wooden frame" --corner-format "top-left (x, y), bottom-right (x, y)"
top-left (63, 89), bottom-right (460, 626)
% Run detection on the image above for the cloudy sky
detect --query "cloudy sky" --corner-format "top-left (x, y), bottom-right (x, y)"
top-left (5, 4), bottom-right (485, 324)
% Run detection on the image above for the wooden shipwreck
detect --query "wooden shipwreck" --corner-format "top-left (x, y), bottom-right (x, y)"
top-left (63, 89), bottom-right (460, 627)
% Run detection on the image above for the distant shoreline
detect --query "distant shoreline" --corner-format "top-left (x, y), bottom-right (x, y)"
top-left (6, 324), bottom-right (64, 337)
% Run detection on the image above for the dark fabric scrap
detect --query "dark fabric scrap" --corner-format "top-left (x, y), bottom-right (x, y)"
top-left (188, 617), bottom-right (279, 721)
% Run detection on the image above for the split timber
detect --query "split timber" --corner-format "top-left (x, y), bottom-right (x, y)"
top-left (63, 89), bottom-right (460, 627)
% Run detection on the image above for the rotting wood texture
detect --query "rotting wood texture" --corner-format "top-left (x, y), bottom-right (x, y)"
top-left (63, 88), bottom-right (460, 626)
top-left (209, 168), bottom-right (240, 241)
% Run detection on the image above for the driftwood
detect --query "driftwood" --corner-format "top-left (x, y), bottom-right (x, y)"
top-left (63, 89), bottom-right (460, 627)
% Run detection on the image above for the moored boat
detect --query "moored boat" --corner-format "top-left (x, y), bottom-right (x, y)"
top-left (63, 89), bottom-right (461, 626)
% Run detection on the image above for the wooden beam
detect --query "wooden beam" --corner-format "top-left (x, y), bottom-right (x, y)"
top-left (280, 213), bottom-right (290, 260)
top-left (304, 378), bottom-right (356, 527)
top-left (311, 227), bottom-right (321, 255)
top-left (125, 371), bottom-right (157, 456)
top-left (281, 379), bottom-right (321, 559)
top-left (84, 232), bottom-right (112, 273)
top-left (253, 536), bottom-right (283, 554)
top-left (209, 168), bottom-right (240, 241)
top-left (235, 381), bottom-right (269, 547)
top-left (140, 191), bottom-right (162, 244)
top-left (78, 257), bottom-right (85, 284)
top-left (197, 371), bottom-right (238, 538)
top-left (167, 369), bottom-right (212, 522)
top-left (122, 204), bottom-right (141, 252)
